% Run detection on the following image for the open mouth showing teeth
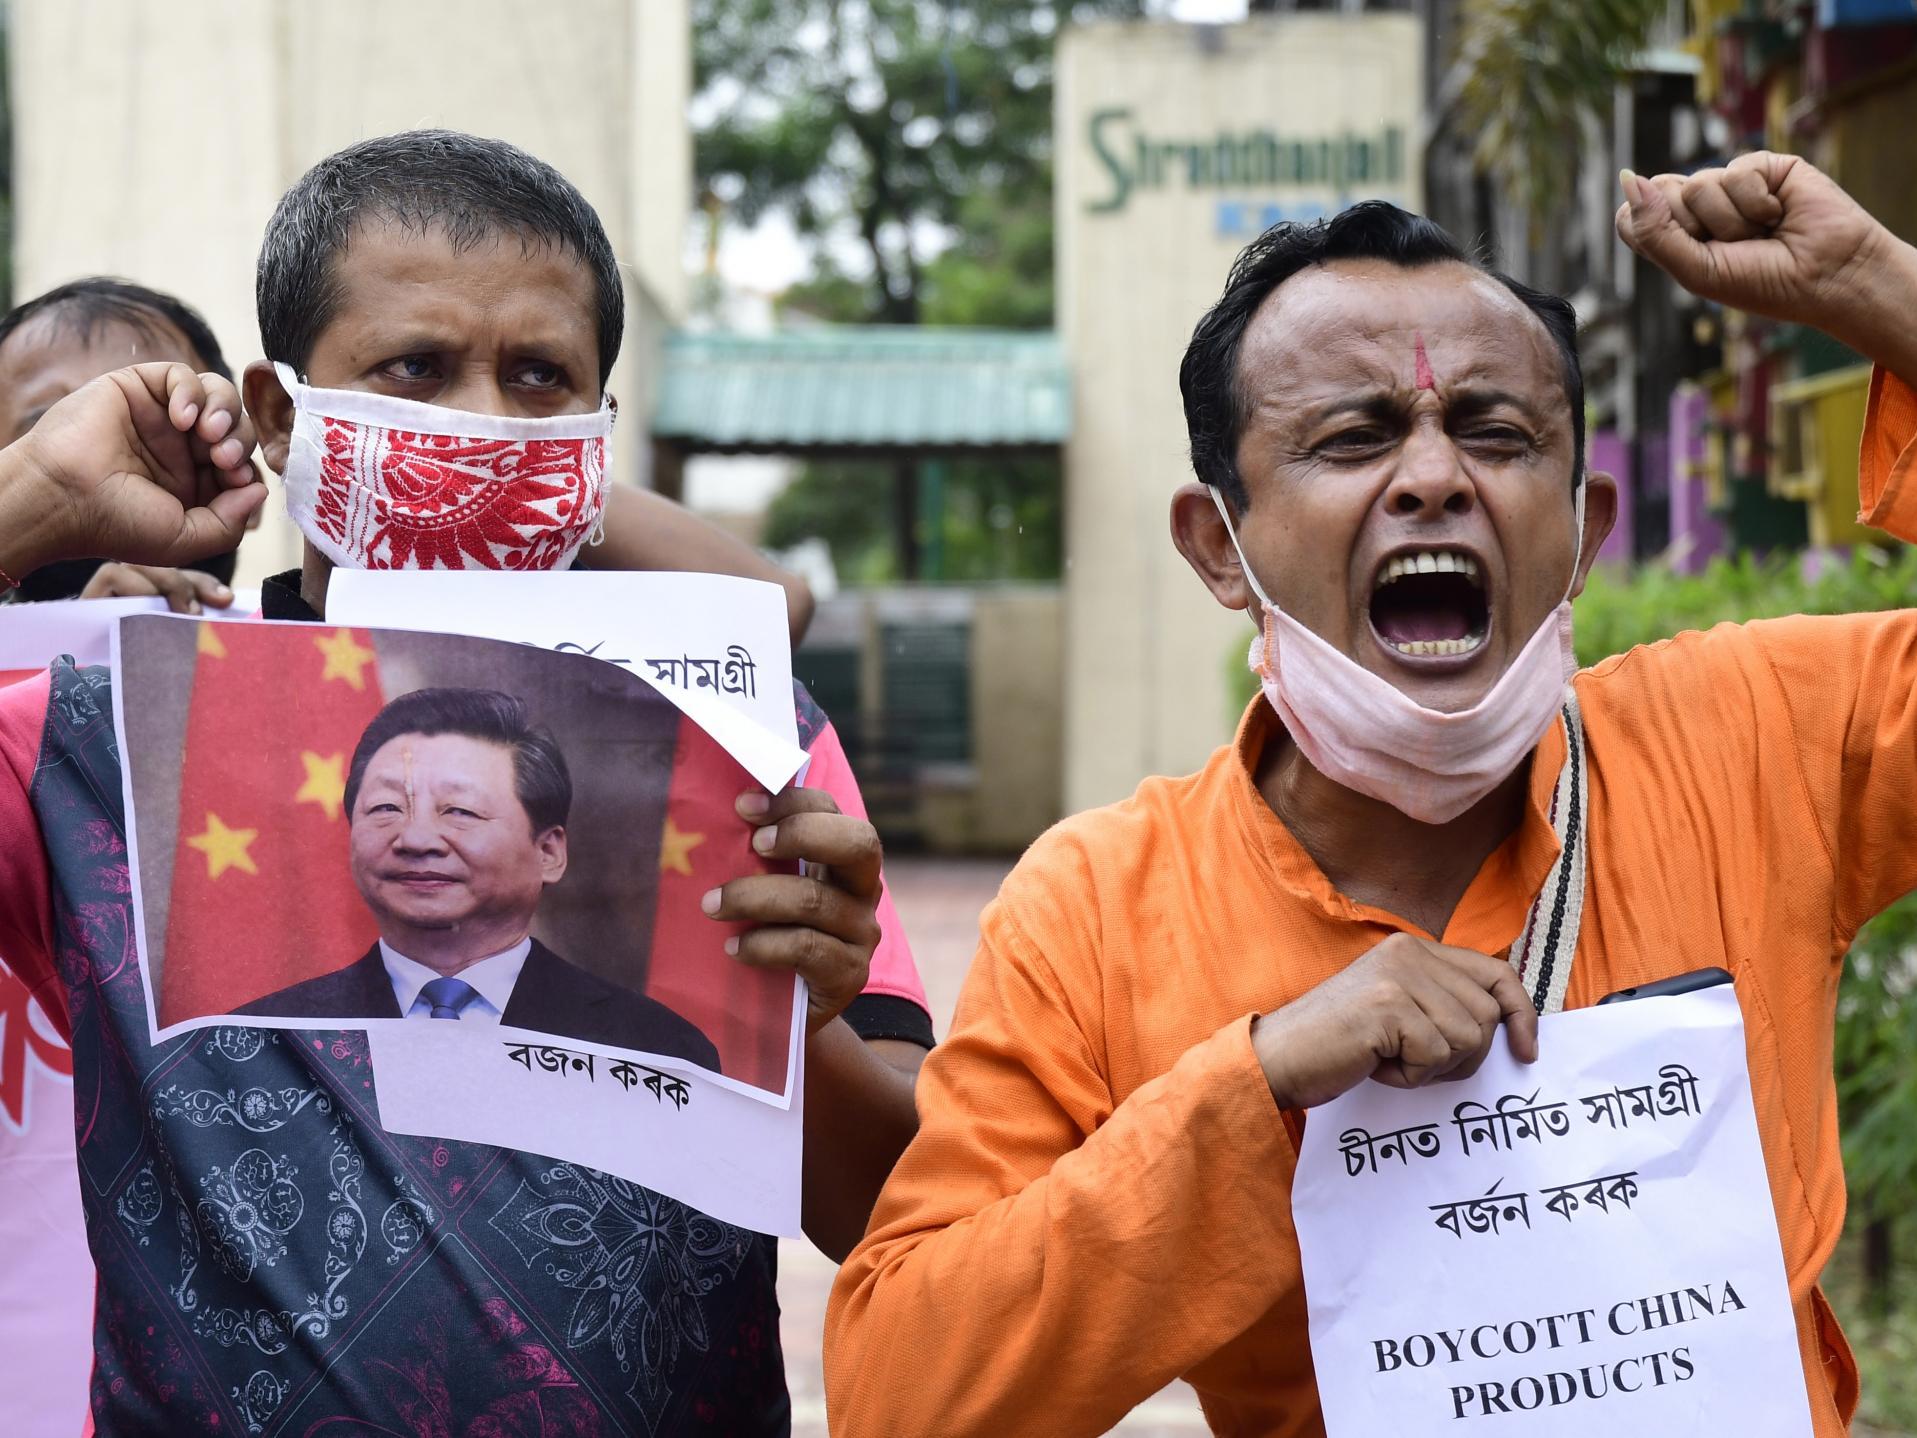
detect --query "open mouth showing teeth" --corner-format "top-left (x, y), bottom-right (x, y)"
top-left (1369, 551), bottom-right (1489, 658)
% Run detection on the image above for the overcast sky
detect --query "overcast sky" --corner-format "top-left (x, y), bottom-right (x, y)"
top-left (1165, 0), bottom-right (1251, 18)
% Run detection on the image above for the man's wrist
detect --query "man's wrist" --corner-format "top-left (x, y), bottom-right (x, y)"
top-left (1832, 228), bottom-right (1917, 391)
top-left (0, 441), bottom-right (67, 582)
top-left (1250, 1009), bottom-right (1297, 1108)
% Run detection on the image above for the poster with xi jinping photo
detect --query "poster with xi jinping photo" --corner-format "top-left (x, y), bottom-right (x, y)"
top-left (113, 609), bottom-right (813, 1232)
top-left (115, 614), bottom-right (803, 1102)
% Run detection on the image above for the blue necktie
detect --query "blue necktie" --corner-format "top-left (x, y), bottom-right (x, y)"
top-left (418, 976), bottom-right (481, 1020)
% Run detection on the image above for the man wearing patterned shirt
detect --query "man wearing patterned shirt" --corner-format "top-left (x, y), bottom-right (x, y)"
top-left (0, 130), bottom-right (932, 1435)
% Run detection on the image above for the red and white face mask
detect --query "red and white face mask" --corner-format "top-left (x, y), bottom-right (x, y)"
top-left (274, 362), bottom-right (612, 572)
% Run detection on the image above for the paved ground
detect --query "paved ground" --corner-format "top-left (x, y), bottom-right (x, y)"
top-left (780, 855), bottom-right (1210, 1436)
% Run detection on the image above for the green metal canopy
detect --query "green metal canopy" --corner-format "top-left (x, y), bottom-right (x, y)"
top-left (650, 326), bottom-right (1071, 452)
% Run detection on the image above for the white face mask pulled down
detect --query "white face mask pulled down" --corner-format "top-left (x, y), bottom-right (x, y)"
top-left (1209, 485), bottom-right (1585, 826)
top-left (274, 362), bottom-right (613, 572)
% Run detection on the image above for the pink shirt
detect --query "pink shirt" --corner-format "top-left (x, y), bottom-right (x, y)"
top-left (801, 720), bottom-right (929, 1014)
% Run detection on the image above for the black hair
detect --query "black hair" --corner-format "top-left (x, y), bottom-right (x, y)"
top-left (257, 129), bottom-right (624, 385)
top-left (0, 276), bottom-right (231, 379)
top-left (1180, 201), bottom-right (1585, 511)
top-left (344, 687), bottom-right (572, 835)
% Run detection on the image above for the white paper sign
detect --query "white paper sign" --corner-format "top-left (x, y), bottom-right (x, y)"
top-left (366, 1021), bottom-right (804, 1236)
top-left (326, 571), bottom-right (806, 792)
top-left (0, 600), bottom-right (111, 1427)
top-left (1293, 987), bottom-right (1812, 1435)
top-left (318, 573), bottom-right (813, 1235)
top-left (0, 596), bottom-right (168, 668)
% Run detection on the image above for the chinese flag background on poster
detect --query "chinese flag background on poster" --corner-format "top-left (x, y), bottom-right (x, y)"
top-left (645, 716), bottom-right (794, 1092)
top-left (145, 619), bottom-right (796, 1092)
top-left (159, 621), bottom-right (387, 1025)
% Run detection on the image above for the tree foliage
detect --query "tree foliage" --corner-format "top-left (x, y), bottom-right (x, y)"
top-left (1450, 0), bottom-right (1668, 222)
top-left (695, 2), bottom-right (1131, 580)
top-left (693, 0), bottom-right (1145, 326)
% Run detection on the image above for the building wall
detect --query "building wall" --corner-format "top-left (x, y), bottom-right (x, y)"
top-left (1810, 62), bottom-right (1917, 247)
top-left (1056, 15), bottom-right (1425, 814)
top-left (9, 0), bottom-right (690, 585)
top-left (963, 589), bottom-right (1064, 851)
top-left (796, 586), bottom-right (1063, 854)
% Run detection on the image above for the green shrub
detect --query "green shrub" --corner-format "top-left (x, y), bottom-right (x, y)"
top-left (1573, 548), bottom-right (1917, 664)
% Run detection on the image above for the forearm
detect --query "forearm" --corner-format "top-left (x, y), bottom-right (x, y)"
top-left (1828, 228), bottom-right (1917, 392)
top-left (0, 453), bottom-right (59, 586)
top-left (584, 486), bottom-right (816, 643)
top-left (825, 1019), bottom-right (1300, 1436)
top-left (800, 1020), bottom-right (924, 1260)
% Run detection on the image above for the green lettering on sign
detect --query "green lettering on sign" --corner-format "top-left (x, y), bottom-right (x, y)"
top-left (1087, 107), bottom-right (1133, 214)
top-left (1083, 110), bottom-right (1408, 214)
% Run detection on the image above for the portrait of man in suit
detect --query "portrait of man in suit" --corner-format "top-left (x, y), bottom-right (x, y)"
top-left (239, 686), bottom-right (718, 1069)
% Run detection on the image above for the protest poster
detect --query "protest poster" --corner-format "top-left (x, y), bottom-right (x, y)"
top-left (1292, 985), bottom-right (1812, 1435)
top-left (326, 570), bottom-right (807, 794)
top-left (0, 600), bottom-right (144, 1434)
top-left (0, 957), bottom-right (90, 1438)
top-left (0, 594), bottom-right (168, 683)
top-left (114, 614), bottom-right (803, 1106)
top-left (321, 573), bottom-right (817, 1232)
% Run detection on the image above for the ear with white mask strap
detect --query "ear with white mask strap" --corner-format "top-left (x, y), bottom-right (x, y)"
top-left (1206, 484), bottom-right (1278, 613)
top-left (1562, 476), bottom-right (1588, 604)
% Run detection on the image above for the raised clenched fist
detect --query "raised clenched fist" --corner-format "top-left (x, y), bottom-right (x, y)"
top-left (1, 363), bottom-right (265, 583)
top-left (1616, 152), bottom-right (1917, 387)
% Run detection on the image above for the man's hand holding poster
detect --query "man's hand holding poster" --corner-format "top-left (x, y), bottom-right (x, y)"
top-left (110, 574), bottom-right (814, 1235)
top-left (1292, 984), bottom-right (1811, 1434)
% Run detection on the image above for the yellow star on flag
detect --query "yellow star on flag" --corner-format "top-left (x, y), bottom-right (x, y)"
top-left (314, 629), bottom-right (376, 690)
top-left (186, 812), bottom-right (259, 879)
top-left (659, 815), bottom-right (706, 876)
top-left (295, 751), bottom-right (348, 821)
top-left (196, 623), bottom-right (227, 659)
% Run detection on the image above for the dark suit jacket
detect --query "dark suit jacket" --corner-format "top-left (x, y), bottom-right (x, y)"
top-left (237, 938), bottom-right (721, 1071)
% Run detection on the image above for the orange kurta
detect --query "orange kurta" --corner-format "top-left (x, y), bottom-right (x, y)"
top-left (825, 370), bottom-right (1917, 1437)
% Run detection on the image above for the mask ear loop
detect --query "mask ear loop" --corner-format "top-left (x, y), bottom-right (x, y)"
top-left (1206, 484), bottom-right (1277, 612)
top-left (587, 394), bottom-right (619, 549)
top-left (271, 360), bottom-right (307, 399)
top-left (271, 361), bottom-right (323, 480)
top-left (1561, 477), bottom-right (1588, 605)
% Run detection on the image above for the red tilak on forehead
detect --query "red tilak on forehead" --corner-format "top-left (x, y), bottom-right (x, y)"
top-left (1413, 333), bottom-right (1436, 390)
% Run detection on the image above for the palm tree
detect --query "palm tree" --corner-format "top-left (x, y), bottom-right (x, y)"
top-left (1450, 0), bottom-right (1672, 222)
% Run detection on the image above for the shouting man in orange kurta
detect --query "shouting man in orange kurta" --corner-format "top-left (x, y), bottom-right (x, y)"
top-left (828, 154), bottom-right (1917, 1436)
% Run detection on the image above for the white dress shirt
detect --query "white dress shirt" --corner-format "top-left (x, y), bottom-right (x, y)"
top-left (380, 938), bottom-right (532, 1022)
